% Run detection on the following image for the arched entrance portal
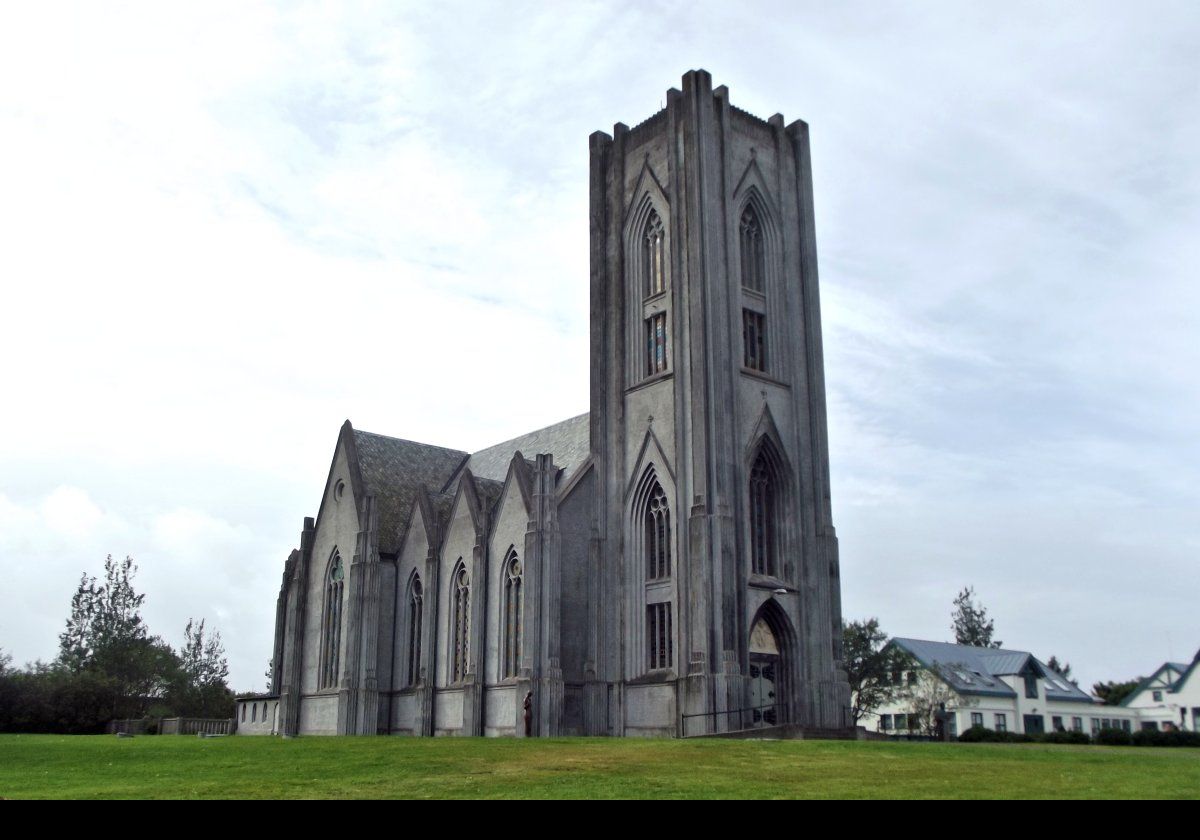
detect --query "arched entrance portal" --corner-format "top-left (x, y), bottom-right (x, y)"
top-left (747, 599), bottom-right (797, 729)
top-left (749, 618), bottom-right (781, 726)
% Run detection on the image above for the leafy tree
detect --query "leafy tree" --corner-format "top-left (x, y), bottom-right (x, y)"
top-left (1046, 655), bottom-right (1079, 686)
top-left (902, 664), bottom-right (975, 736)
top-left (56, 555), bottom-right (177, 719)
top-left (842, 618), bottom-right (906, 725)
top-left (173, 618), bottom-right (233, 718)
top-left (1093, 679), bottom-right (1141, 706)
top-left (951, 586), bottom-right (1001, 649)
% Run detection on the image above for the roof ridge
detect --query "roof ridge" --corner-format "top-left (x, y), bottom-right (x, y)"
top-left (353, 427), bottom-right (469, 456)
top-left (471, 412), bottom-right (589, 455)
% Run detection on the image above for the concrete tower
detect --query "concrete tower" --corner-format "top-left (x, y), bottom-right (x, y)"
top-left (589, 69), bottom-right (851, 735)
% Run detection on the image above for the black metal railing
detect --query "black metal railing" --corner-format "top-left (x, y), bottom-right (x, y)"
top-left (682, 703), bottom-right (788, 736)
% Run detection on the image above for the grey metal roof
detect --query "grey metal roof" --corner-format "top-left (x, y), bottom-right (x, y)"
top-left (465, 413), bottom-right (590, 483)
top-left (889, 638), bottom-right (1093, 703)
top-left (351, 430), bottom-right (467, 555)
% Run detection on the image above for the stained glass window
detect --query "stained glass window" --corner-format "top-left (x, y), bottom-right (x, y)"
top-left (320, 554), bottom-right (344, 689)
top-left (502, 551), bottom-right (522, 679)
top-left (645, 483), bottom-right (670, 580)
top-left (451, 563), bottom-right (470, 683)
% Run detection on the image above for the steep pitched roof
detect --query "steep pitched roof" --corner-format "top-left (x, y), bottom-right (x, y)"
top-left (349, 428), bottom-right (467, 555)
top-left (890, 638), bottom-right (1093, 702)
top-left (464, 413), bottom-right (590, 483)
top-left (1120, 660), bottom-right (1195, 706)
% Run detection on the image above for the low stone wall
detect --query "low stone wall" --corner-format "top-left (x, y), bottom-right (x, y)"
top-left (160, 717), bottom-right (234, 736)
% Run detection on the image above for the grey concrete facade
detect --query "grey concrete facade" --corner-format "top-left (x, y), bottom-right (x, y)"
top-left (264, 71), bottom-right (851, 738)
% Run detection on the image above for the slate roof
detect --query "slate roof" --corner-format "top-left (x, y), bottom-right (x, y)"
top-left (350, 429), bottom-right (467, 555)
top-left (472, 476), bottom-right (505, 516)
top-left (890, 638), bottom-right (1094, 703)
top-left (465, 413), bottom-right (591, 483)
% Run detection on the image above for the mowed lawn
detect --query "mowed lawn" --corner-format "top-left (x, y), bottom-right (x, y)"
top-left (0, 734), bottom-right (1197, 799)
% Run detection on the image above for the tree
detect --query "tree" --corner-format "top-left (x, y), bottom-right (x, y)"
top-left (842, 618), bottom-right (907, 726)
top-left (1046, 656), bottom-right (1079, 686)
top-left (951, 586), bottom-right (1001, 649)
top-left (1093, 679), bottom-right (1141, 706)
top-left (55, 555), bottom-right (178, 720)
top-left (902, 664), bottom-right (974, 736)
top-left (174, 618), bottom-right (233, 718)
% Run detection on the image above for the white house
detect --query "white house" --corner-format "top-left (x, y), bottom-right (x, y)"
top-left (1120, 655), bottom-right (1200, 732)
top-left (865, 638), bottom-right (1138, 738)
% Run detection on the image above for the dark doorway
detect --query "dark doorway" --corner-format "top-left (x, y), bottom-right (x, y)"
top-left (749, 618), bottom-right (781, 727)
top-left (1023, 714), bottom-right (1045, 735)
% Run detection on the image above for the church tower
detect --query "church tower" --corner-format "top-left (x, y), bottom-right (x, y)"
top-left (589, 70), bottom-right (851, 734)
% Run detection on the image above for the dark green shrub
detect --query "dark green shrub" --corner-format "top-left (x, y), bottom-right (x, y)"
top-left (1131, 729), bottom-right (1200, 747)
top-left (957, 725), bottom-right (997, 742)
top-left (1039, 730), bottom-right (1090, 745)
top-left (1094, 727), bottom-right (1132, 746)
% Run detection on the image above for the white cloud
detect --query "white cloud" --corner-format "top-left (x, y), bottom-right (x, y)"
top-left (1, 1), bottom-right (1198, 693)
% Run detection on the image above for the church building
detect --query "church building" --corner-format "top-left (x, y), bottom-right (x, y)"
top-left (257, 70), bottom-right (852, 737)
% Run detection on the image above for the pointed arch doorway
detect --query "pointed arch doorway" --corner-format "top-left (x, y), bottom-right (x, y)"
top-left (744, 604), bottom-right (792, 729)
top-left (749, 617), bottom-right (781, 727)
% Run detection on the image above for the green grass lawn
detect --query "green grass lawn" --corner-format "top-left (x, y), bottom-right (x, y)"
top-left (0, 734), bottom-right (1196, 799)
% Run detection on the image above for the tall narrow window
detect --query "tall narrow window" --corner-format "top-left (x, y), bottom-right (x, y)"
top-left (451, 562), bottom-right (470, 684)
top-left (646, 313), bottom-right (668, 376)
top-left (406, 573), bottom-right (423, 687)
top-left (645, 483), bottom-right (670, 580)
top-left (502, 550), bottom-right (522, 679)
top-left (740, 206), bottom-right (765, 292)
top-left (644, 210), bottom-right (665, 297)
top-left (749, 454), bottom-right (776, 576)
top-left (647, 602), bottom-right (673, 670)
top-left (320, 553), bottom-right (344, 689)
top-left (743, 309), bottom-right (766, 372)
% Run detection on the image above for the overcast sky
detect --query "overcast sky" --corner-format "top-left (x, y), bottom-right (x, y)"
top-left (1, 1), bottom-right (1197, 694)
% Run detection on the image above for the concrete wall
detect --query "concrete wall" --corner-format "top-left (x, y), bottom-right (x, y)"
top-left (301, 441), bottom-right (361, 698)
top-left (236, 698), bottom-right (279, 735)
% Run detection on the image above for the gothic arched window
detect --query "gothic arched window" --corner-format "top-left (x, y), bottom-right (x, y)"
top-left (320, 552), bottom-right (344, 689)
top-left (642, 210), bottom-right (669, 377)
top-left (502, 550), bottom-right (522, 679)
top-left (451, 561), bottom-right (470, 684)
top-left (644, 210), bottom-right (665, 297)
top-left (406, 572), bottom-right (423, 687)
top-left (645, 482), bottom-right (670, 581)
top-left (749, 453), bottom-right (777, 577)
top-left (740, 205), bottom-right (765, 292)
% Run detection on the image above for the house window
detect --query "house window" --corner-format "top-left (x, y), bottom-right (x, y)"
top-left (970, 712), bottom-right (983, 728)
top-left (1071, 717), bottom-right (1082, 732)
top-left (880, 714), bottom-right (892, 731)
top-left (740, 205), bottom-right (765, 293)
top-left (406, 573), bottom-right (423, 687)
top-left (748, 450), bottom-right (777, 576)
top-left (1152, 690), bottom-right (1163, 702)
top-left (1091, 718), bottom-right (1101, 734)
top-left (1052, 716), bottom-right (1064, 732)
top-left (647, 602), bottom-right (672, 670)
top-left (743, 309), bottom-right (766, 372)
top-left (502, 550), bottom-right (522, 680)
top-left (645, 482), bottom-right (671, 580)
top-left (451, 562), bottom-right (470, 684)
top-left (319, 553), bottom-right (344, 690)
top-left (1024, 673), bottom-right (1038, 699)
top-left (994, 713), bottom-right (1007, 732)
